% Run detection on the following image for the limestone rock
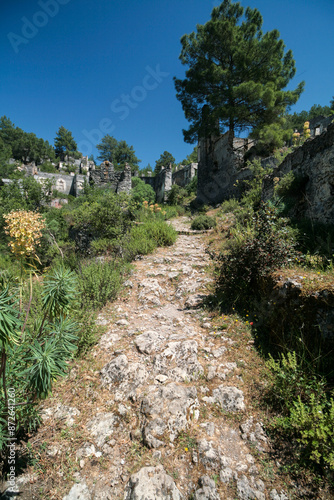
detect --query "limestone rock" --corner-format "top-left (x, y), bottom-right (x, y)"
top-left (153, 340), bottom-right (204, 381)
top-left (240, 417), bottom-right (268, 451)
top-left (100, 355), bottom-right (148, 399)
top-left (193, 475), bottom-right (221, 500)
top-left (138, 279), bottom-right (166, 305)
top-left (134, 330), bottom-right (166, 354)
top-left (184, 294), bottom-right (206, 309)
top-left (86, 413), bottom-right (118, 447)
top-left (63, 481), bottom-right (91, 500)
top-left (40, 404), bottom-right (80, 426)
top-left (124, 465), bottom-right (183, 499)
top-left (236, 475), bottom-right (265, 500)
top-left (269, 490), bottom-right (289, 500)
top-left (212, 385), bottom-right (245, 411)
top-left (197, 440), bottom-right (221, 470)
top-left (141, 382), bottom-right (198, 443)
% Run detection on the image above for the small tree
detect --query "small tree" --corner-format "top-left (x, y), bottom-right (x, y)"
top-left (96, 135), bottom-right (140, 172)
top-left (54, 126), bottom-right (78, 161)
top-left (154, 151), bottom-right (175, 175)
top-left (140, 163), bottom-right (153, 176)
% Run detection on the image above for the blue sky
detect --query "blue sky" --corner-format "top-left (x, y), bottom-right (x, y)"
top-left (1, 0), bottom-right (333, 168)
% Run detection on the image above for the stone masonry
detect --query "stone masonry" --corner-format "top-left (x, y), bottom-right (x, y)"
top-left (263, 122), bottom-right (334, 224)
top-left (197, 131), bottom-right (253, 205)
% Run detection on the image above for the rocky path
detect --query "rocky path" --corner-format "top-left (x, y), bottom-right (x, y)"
top-left (3, 217), bottom-right (289, 500)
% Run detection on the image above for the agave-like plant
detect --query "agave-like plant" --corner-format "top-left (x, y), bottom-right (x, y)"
top-left (0, 286), bottom-right (21, 408)
top-left (24, 338), bottom-right (69, 399)
top-left (0, 286), bottom-right (21, 348)
top-left (42, 267), bottom-right (78, 321)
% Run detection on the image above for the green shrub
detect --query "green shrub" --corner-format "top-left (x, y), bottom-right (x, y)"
top-left (191, 215), bottom-right (216, 230)
top-left (131, 177), bottom-right (156, 206)
top-left (266, 352), bottom-right (334, 471)
top-left (67, 191), bottom-right (134, 252)
top-left (220, 198), bottom-right (240, 213)
top-left (216, 203), bottom-right (296, 305)
top-left (143, 220), bottom-right (177, 246)
top-left (74, 309), bottom-right (99, 356)
top-left (77, 260), bottom-right (125, 310)
top-left (121, 225), bottom-right (157, 260)
top-left (289, 394), bottom-right (334, 470)
top-left (185, 175), bottom-right (197, 195)
top-left (90, 238), bottom-right (115, 256)
top-left (167, 184), bottom-right (188, 205)
top-left (241, 158), bottom-right (273, 209)
top-left (118, 219), bottom-right (177, 261)
top-left (163, 205), bottom-right (186, 218)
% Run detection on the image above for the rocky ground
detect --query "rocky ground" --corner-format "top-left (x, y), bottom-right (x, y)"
top-left (1, 217), bottom-right (295, 499)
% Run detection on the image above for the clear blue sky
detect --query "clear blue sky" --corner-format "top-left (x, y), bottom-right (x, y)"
top-left (1, 0), bottom-right (333, 168)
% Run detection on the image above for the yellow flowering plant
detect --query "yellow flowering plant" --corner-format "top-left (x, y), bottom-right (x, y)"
top-left (0, 209), bottom-right (78, 434)
top-left (3, 210), bottom-right (45, 264)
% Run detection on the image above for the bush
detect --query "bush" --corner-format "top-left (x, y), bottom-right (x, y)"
top-left (267, 352), bottom-right (334, 471)
top-left (74, 309), bottom-right (99, 356)
top-left (241, 158), bottom-right (273, 209)
top-left (167, 184), bottom-right (188, 205)
top-left (120, 225), bottom-right (157, 260)
top-left (67, 191), bottom-right (134, 254)
top-left (77, 260), bottom-right (126, 310)
top-left (191, 215), bottom-right (216, 230)
top-left (90, 238), bottom-right (115, 256)
top-left (131, 177), bottom-right (156, 206)
top-left (216, 203), bottom-right (296, 305)
top-left (185, 175), bottom-right (197, 195)
top-left (143, 219), bottom-right (177, 246)
top-left (220, 198), bottom-right (240, 213)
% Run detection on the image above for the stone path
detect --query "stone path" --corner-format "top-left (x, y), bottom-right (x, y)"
top-left (2, 217), bottom-right (289, 500)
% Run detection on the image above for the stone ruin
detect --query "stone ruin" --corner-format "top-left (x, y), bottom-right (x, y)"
top-left (263, 122), bottom-right (334, 224)
top-left (196, 117), bottom-right (334, 225)
top-left (89, 161), bottom-right (132, 194)
top-left (196, 130), bottom-right (254, 205)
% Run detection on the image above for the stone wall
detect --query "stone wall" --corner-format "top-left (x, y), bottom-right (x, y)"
top-left (263, 123), bottom-right (334, 224)
top-left (197, 131), bottom-right (253, 205)
top-left (90, 161), bottom-right (132, 194)
top-left (140, 165), bottom-right (173, 203)
top-left (34, 172), bottom-right (76, 196)
top-left (172, 163), bottom-right (197, 188)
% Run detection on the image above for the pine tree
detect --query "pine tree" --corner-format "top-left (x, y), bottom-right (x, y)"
top-left (96, 135), bottom-right (140, 172)
top-left (154, 151), bottom-right (175, 175)
top-left (54, 126), bottom-right (78, 161)
top-left (174, 0), bottom-right (304, 143)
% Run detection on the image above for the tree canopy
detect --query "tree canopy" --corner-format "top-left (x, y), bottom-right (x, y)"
top-left (140, 163), bottom-right (153, 176)
top-left (154, 151), bottom-right (175, 175)
top-left (0, 116), bottom-right (55, 165)
top-left (180, 146), bottom-right (198, 166)
top-left (174, 0), bottom-right (304, 143)
top-left (285, 99), bottom-right (334, 131)
top-left (96, 135), bottom-right (141, 172)
top-left (54, 126), bottom-right (79, 161)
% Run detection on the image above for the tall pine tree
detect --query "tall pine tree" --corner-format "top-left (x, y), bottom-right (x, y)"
top-left (54, 126), bottom-right (78, 161)
top-left (174, 0), bottom-right (304, 143)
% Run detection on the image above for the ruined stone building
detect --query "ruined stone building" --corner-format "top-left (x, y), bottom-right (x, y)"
top-left (196, 131), bottom-right (253, 205)
top-left (195, 116), bottom-right (334, 224)
top-left (263, 122), bottom-right (334, 224)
